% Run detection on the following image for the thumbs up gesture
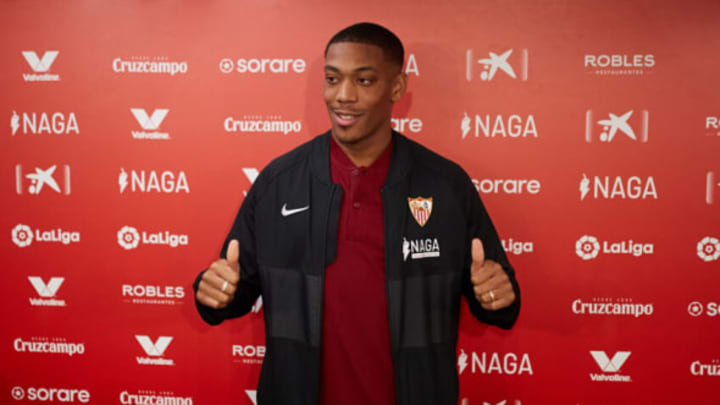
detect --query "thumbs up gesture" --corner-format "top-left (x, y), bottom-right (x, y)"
top-left (196, 239), bottom-right (241, 309)
top-left (470, 238), bottom-right (515, 310)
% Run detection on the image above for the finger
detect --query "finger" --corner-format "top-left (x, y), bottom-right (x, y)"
top-left (474, 270), bottom-right (509, 293)
top-left (226, 239), bottom-right (240, 273)
top-left (471, 238), bottom-right (485, 265)
top-left (209, 261), bottom-right (240, 286)
top-left (471, 263), bottom-right (495, 286)
top-left (474, 282), bottom-right (514, 305)
top-left (480, 295), bottom-right (515, 311)
top-left (203, 270), bottom-right (238, 296)
top-left (198, 279), bottom-right (234, 306)
top-left (195, 289), bottom-right (224, 309)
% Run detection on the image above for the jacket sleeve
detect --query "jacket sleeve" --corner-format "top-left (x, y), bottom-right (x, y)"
top-left (192, 172), bottom-right (263, 326)
top-left (461, 174), bottom-right (521, 329)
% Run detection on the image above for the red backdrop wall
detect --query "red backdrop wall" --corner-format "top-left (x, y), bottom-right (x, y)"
top-left (2, 0), bottom-right (719, 404)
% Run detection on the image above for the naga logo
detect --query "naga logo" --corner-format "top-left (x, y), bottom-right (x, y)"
top-left (119, 169), bottom-right (189, 193)
top-left (12, 224), bottom-right (80, 248)
top-left (122, 284), bottom-right (185, 306)
top-left (130, 108), bottom-right (170, 140)
top-left (707, 116), bottom-right (720, 136)
top-left (28, 276), bottom-right (66, 307)
top-left (706, 172), bottom-right (720, 205)
top-left (572, 297), bottom-right (654, 318)
top-left (584, 54), bottom-right (655, 76)
top-left (21, 50), bottom-right (60, 81)
top-left (473, 178), bottom-right (541, 195)
top-left (14, 337), bottom-right (85, 356)
top-left (697, 236), bottom-right (720, 262)
top-left (10, 386), bottom-right (90, 403)
top-left (113, 56), bottom-right (188, 76)
top-left (589, 351), bottom-right (631, 382)
top-left (219, 57), bottom-right (306, 74)
top-left (502, 238), bottom-right (533, 255)
top-left (117, 225), bottom-right (188, 249)
top-left (461, 113), bottom-right (537, 139)
top-left (15, 164), bottom-right (71, 195)
top-left (688, 301), bottom-right (719, 317)
top-left (225, 115), bottom-right (302, 135)
top-left (585, 110), bottom-right (649, 143)
top-left (466, 48), bottom-right (529, 82)
top-left (232, 344), bottom-right (266, 365)
top-left (403, 237), bottom-right (440, 262)
top-left (579, 174), bottom-right (657, 200)
top-left (135, 335), bottom-right (174, 366)
top-left (10, 111), bottom-right (79, 136)
top-left (391, 117), bottom-right (423, 134)
top-left (120, 390), bottom-right (192, 405)
top-left (457, 349), bottom-right (533, 376)
top-left (575, 235), bottom-right (653, 259)
top-left (690, 359), bottom-right (720, 376)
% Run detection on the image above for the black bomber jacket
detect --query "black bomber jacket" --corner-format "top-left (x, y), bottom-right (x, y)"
top-left (193, 130), bottom-right (521, 405)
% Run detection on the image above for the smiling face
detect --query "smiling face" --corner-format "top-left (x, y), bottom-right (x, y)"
top-left (324, 41), bottom-right (406, 147)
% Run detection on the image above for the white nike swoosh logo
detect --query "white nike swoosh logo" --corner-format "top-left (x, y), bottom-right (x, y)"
top-left (281, 203), bottom-right (309, 217)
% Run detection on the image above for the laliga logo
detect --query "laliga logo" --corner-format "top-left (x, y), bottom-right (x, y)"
top-left (697, 236), bottom-right (720, 262)
top-left (575, 236), bottom-right (600, 260)
top-left (117, 226), bottom-right (140, 250)
top-left (12, 224), bottom-right (33, 247)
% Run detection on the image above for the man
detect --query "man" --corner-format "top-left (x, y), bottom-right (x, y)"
top-left (194, 22), bottom-right (520, 405)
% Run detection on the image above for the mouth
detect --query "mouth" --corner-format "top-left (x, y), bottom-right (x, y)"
top-left (332, 110), bottom-right (363, 127)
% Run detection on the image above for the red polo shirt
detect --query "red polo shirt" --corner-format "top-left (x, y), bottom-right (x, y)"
top-left (319, 137), bottom-right (396, 405)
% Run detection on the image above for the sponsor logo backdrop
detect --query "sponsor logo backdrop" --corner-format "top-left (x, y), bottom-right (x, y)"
top-left (2, 0), bottom-right (718, 403)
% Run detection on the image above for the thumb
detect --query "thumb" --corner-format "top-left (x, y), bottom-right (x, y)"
top-left (471, 238), bottom-right (485, 267)
top-left (226, 239), bottom-right (240, 273)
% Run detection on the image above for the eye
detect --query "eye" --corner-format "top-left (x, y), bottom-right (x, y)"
top-left (358, 77), bottom-right (374, 86)
top-left (325, 75), bottom-right (339, 84)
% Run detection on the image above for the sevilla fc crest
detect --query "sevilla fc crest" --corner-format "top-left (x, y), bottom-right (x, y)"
top-left (408, 197), bottom-right (433, 227)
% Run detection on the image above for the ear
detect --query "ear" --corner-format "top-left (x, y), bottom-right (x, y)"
top-left (391, 71), bottom-right (408, 103)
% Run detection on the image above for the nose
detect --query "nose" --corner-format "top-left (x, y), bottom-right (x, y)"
top-left (336, 79), bottom-right (358, 104)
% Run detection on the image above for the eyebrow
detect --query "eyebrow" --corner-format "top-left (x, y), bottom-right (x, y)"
top-left (324, 65), bottom-right (377, 73)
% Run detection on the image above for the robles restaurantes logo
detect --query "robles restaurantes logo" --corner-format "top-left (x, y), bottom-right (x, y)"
top-left (122, 284), bottom-right (185, 306)
top-left (706, 116), bottom-right (720, 137)
top-left (28, 277), bottom-right (66, 307)
top-left (10, 386), bottom-right (90, 403)
top-left (575, 235), bottom-right (653, 259)
top-left (219, 57), bottom-right (306, 74)
top-left (21, 50), bottom-right (60, 81)
top-left (12, 224), bottom-right (80, 248)
top-left (113, 56), bottom-right (188, 76)
top-left (502, 238), bottom-right (533, 255)
top-left (466, 48), bottom-right (529, 82)
top-left (589, 351), bottom-right (632, 382)
top-left (135, 335), bottom-right (174, 366)
top-left (579, 174), bottom-right (657, 200)
top-left (10, 111), bottom-right (79, 136)
top-left (585, 109), bottom-right (649, 143)
top-left (572, 297), bottom-right (654, 318)
top-left (130, 108), bottom-right (170, 140)
top-left (473, 178), bottom-right (541, 195)
top-left (457, 349), bottom-right (533, 376)
top-left (117, 226), bottom-right (188, 250)
top-left (225, 115), bottom-right (302, 135)
top-left (232, 344), bottom-right (266, 365)
top-left (15, 164), bottom-right (71, 195)
top-left (14, 337), bottom-right (85, 356)
top-left (461, 113), bottom-right (537, 140)
top-left (119, 168), bottom-right (189, 194)
top-left (584, 54), bottom-right (655, 76)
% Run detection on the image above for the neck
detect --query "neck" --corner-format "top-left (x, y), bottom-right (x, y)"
top-left (332, 127), bottom-right (393, 167)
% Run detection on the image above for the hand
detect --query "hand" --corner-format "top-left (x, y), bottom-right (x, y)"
top-left (470, 238), bottom-right (516, 311)
top-left (196, 239), bottom-right (241, 309)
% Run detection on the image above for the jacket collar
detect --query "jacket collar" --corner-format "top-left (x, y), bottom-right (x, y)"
top-left (311, 129), bottom-right (411, 187)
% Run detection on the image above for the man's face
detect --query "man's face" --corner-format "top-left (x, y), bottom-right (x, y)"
top-left (324, 42), bottom-right (406, 146)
